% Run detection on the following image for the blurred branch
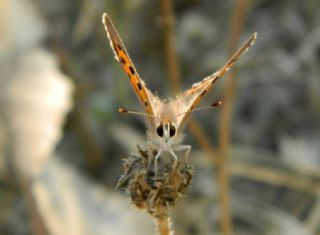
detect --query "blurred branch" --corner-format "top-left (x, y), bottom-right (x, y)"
top-left (218, 0), bottom-right (249, 234)
top-left (160, 0), bottom-right (181, 93)
top-left (188, 119), bottom-right (218, 163)
top-left (71, 0), bottom-right (99, 46)
top-left (229, 163), bottom-right (320, 196)
top-left (160, 0), bottom-right (219, 164)
top-left (304, 198), bottom-right (320, 233)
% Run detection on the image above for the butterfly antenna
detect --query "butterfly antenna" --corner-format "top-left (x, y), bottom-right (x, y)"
top-left (118, 107), bottom-right (155, 118)
top-left (176, 100), bottom-right (222, 117)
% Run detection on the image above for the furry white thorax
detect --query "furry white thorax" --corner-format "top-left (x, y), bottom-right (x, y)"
top-left (146, 90), bottom-right (193, 126)
top-left (145, 92), bottom-right (189, 152)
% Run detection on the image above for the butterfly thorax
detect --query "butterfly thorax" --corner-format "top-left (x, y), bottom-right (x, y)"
top-left (145, 96), bottom-right (188, 149)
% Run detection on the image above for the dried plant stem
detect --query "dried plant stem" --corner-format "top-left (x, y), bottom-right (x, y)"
top-left (160, 0), bottom-right (219, 164)
top-left (229, 163), bottom-right (320, 196)
top-left (158, 1), bottom-right (178, 233)
top-left (218, 70), bottom-right (236, 235)
top-left (156, 217), bottom-right (173, 235)
top-left (218, 0), bottom-right (249, 234)
top-left (305, 198), bottom-right (320, 233)
top-left (160, 0), bottom-right (181, 93)
top-left (188, 118), bottom-right (219, 164)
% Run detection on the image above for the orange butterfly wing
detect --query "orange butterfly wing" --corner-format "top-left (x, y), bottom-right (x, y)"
top-left (102, 13), bottom-right (155, 123)
top-left (178, 33), bottom-right (257, 126)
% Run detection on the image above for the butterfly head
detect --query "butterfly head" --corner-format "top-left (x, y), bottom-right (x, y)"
top-left (156, 119), bottom-right (176, 143)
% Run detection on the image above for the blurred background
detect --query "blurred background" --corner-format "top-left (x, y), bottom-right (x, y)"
top-left (0, 0), bottom-right (320, 234)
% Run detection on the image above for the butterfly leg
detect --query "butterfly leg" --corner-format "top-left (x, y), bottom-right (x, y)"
top-left (171, 145), bottom-right (191, 171)
top-left (154, 149), bottom-right (163, 178)
top-left (169, 148), bottom-right (179, 170)
top-left (176, 145), bottom-right (191, 162)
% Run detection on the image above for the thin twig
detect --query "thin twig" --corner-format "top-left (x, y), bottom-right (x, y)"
top-left (229, 163), bottom-right (320, 195)
top-left (188, 118), bottom-right (219, 164)
top-left (158, 1), bottom-right (178, 233)
top-left (305, 198), bottom-right (320, 234)
top-left (160, 0), bottom-right (219, 165)
top-left (218, 0), bottom-right (249, 234)
top-left (160, 0), bottom-right (181, 93)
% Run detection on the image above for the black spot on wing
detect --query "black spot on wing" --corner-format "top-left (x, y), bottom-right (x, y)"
top-left (144, 101), bottom-right (148, 106)
top-left (211, 76), bottom-right (220, 85)
top-left (137, 83), bottom-right (142, 90)
top-left (129, 66), bottom-right (135, 75)
top-left (120, 56), bottom-right (126, 65)
top-left (116, 44), bottom-right (123, 51)
top-left (228, 58), bottom-right (236, 66)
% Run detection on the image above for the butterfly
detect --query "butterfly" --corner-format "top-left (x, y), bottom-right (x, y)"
top-left (102, 13), bottom-right (256, 171)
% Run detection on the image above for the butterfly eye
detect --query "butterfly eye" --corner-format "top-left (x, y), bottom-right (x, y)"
top-left (169, 124), bottom-right (176, 137)
top-left (156, 124), bottom-right (164, 137)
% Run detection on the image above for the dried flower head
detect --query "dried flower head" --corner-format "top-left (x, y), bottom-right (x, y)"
top-left (117, 145), bottom-right (193, 219)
